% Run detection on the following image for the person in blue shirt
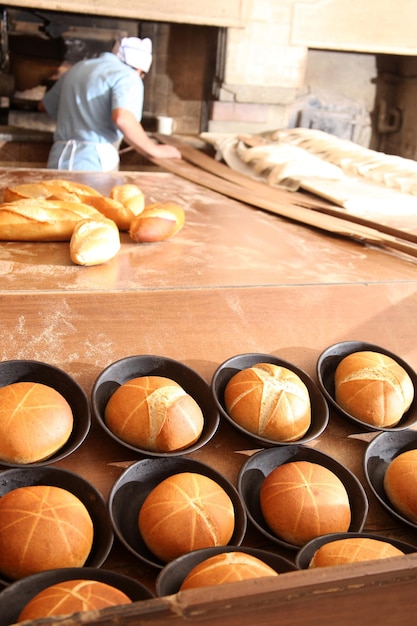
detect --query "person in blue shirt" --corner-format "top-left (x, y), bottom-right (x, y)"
top-left (39, 37), bottom-right (181, 171)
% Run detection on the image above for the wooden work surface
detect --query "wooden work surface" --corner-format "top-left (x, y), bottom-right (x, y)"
top-left (1, 167), bottom-right (417, 625)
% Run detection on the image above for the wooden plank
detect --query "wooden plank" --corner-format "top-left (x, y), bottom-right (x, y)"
top-left (153, 133), bottom-right (417, 246)
top-left (149, 136), bottom-right (417, 260)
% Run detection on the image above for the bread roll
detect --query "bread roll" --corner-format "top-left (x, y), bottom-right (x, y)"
top-left (104, 376), bottom-right (204, 453)
top-left (334, 351), bottom-right (414, 427)
top-left (260, 461), bottom-right (351, 546)
top-left (110, 184), bottom-right (145, 216)
top-left (138, 472), bottom-right (235, 562)
top-left (0, 198), bottom-right (104, 241)
top-left (18, 579), bottom-right (131, 620)
top-left (70, 218), bottom-right (121, 266)
top-left (0, 381), bottom-right (73, 464)
top-left (224, 363), bottom-right (311, 442)
top-left (0, 485), bottom-right (94, 580)
top-left (308, 537), bottom-right (404, 568)
top-left (80, 196), bottom-right (135, 231)
top-left (384, 449), bottom-right (417, 523)
top-left (180, 551), bottom-right (278, 590)
top-left (129, 201), bottom-right (185, 242)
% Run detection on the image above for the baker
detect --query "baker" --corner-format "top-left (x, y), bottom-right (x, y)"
top-left (39, 36), bottom-right (181, 171)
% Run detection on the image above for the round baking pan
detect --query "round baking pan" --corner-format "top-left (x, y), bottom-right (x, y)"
top-left (91, 354), bottom-right (219, 457)
top-left (237, 444), bottom-right (368, 551)
top-left (156, 545), bottom-right (298, 596)
top-left (0, 567), bottom-right (154, 626)
top-left (317, 340), bottom-right (417, 431)
top-left (211, 352), bottom-right (329, 447)
top-left (295, 531), bottom-right (416, 569)
top-left (108, 456), bottom-right (247, 570)
top-left (0, 466), bottom-right (113, 587)
top-left (364, 429), bottom-right (417, 530)
top-left (0, 359), bottom-right (90, 467)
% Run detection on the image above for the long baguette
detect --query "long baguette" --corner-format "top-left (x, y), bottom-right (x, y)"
top-left (0, 198), bottom-right (104, 241)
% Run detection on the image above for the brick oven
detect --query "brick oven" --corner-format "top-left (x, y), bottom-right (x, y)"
top-left (0, 1), bottom-right (416, 166)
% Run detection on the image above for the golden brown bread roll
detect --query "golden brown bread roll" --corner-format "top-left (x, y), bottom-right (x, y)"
top-left (180, 551), bottom-right (278, 590)
top-left (129, 201), bottom-right (185, 242)
top-left (0, 381), bottom-right (73, 464)
top-left (110, 184), bottom-right (145, 216)
top-left (104, 376), bottom-right (204, 453)
top-left (308, 537), bottom-right (404, 568)
top-left (334, 351), bottom-right (414, 427)
top-left (138, 472), bottom-right (235, 562)
top-left (70, 218), bottom-right (121, 266)
top-left (260, 461), bottom-right (351, 546)
top-left (384, 449), bottom-right (417, 523)
top-left (0, 198), bottom-right (104, 241)
top-left (18, 579), bottom-right (132, 620)
top-left (0, 485), bottom-right (94, 580)
top-left (224, 363), bottom-right (311, 442)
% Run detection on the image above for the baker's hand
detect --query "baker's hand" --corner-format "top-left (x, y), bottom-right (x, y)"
top-left (149, 143), bottom-right (182, 159)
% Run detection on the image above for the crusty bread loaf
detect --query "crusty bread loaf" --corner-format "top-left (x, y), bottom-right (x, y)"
top-left (70, 218), bottom-right (121, 266)
top-left (104, 376), bottom-right (204, 453)
top-left (110, 184), bottom-right (145, 216)
top-left (3, 179), bottom-right (102, 203)
top-left (0, 381), bottom-right (73, 464)
top-left (180, 551), bottom-right (278, 590)
top-left (129, 201), bottom-right (185, 242)
top-left (0, 485), bottom-right (94, 580)
top-left (334, 351), bottom-right (414, 427)
top-left (80, 196), bottom-right (135, 231)
top-left (138, 472), bottom-right (235, 562)
top-left (224, 362), bottom-right (311, 442)
top-left (308, 537), bottom-right (404, 568)
top-left (18, 579), bottom-right (131, 620)
top-left (384, 449), bottom-right (417, 523)
top-left (260, 461), bottom-right (351, 546)
top-left (0, 198), bottom-right (104, 241)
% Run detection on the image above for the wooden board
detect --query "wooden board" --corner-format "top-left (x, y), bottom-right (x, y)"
top-left (150, 134), bottom-right (417, 260)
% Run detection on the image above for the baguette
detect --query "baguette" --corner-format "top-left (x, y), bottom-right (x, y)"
top-left (3, 179), bottom-right (102, 203)
top-left (129, 201), bottom-right (185, 242)
top-left (70, 218), bottom-right (121, 266)
top-left (0, 198), bottom-right (104, 241)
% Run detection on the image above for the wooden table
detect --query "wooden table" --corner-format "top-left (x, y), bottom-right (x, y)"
top-left (1, 167), bottom-right (417, 625)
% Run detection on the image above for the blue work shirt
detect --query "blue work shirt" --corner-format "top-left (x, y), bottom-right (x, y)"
top-left (42, 52), bottom-right (144, 171)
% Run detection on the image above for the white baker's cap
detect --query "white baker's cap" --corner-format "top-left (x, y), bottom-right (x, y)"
top-left (117, 37), bottom-right (153, 72)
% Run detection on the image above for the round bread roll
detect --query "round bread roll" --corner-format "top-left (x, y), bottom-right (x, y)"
top-left (334, 351), bottom-right (414, 427)
top-left (309, 537), bottom-right (404, 568)
top-left (0, 485), bottom-right (94, 580)
top-left (104, 375), bottom-right (204, 453)
top-left (260, 461), bottom-right (351, 546)
top-left (129, 201), bottom-right (185, 242)
top-left (138, 472), bottom-right (235, 562)
top-left (180, 551), bottom-right (278, 590)
top-left (384, 449), bottom-right (417, 523)
top-left (224, 363), bottom-right (311, 442)
top-left (18, 579), bottom-right (132, 620)
top-left (0, 381), bottom-right (73, 464)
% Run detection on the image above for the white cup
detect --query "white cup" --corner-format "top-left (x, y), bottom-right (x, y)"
top-left (157, 116), bottom-right (175, 135)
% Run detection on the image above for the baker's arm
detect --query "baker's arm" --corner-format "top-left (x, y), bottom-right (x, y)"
top-left (112, 107), bottom-right (181, 159)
